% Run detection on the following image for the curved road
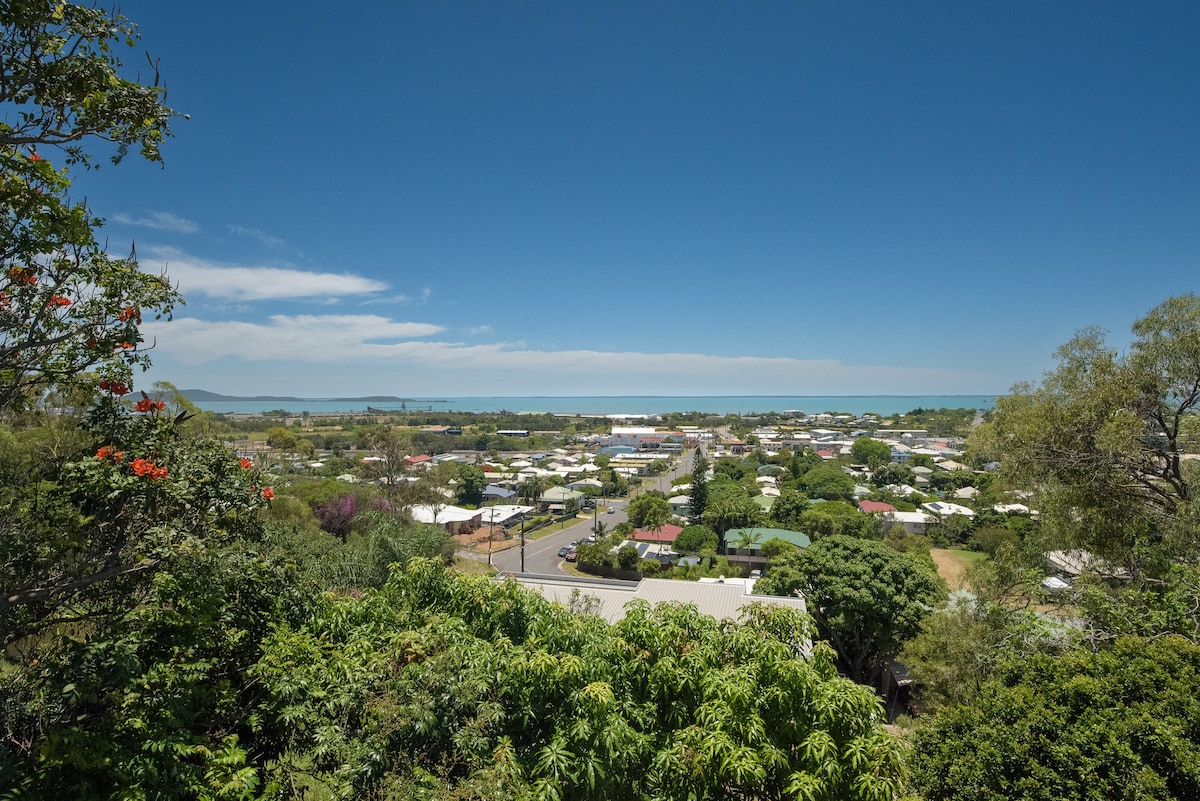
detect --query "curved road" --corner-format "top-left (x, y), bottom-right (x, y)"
top-left (490, 448), bottom-right (698, 576)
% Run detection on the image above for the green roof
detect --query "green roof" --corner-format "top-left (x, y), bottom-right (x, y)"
top-left (726, 527), bottom-right (810, 550)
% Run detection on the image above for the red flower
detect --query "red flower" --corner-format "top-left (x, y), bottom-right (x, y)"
top-left (97, 445), bottom-right (115, 459)
top-left (131, 457), bottom-right (154, 476)
top-left (150, 466), bottom-right (168, 481)
top-left (119, 342), bottom-right (134, 350)
top-left (111, 383), bottom-right (130, 396)
top-left (28, 152), bottom-right (42, 162)
top-left (48, 295), bottom-right (71, 307)
top-left (6, 267), bottom-right (35, 285)
top-left (262, 487), bottom-right (275, 500)
top-left (118, 306), bottom-right (141, 323)
top-left (239, 458), bottom-right (252, 469)
top-left (135, 398), bottom-right (166, 413)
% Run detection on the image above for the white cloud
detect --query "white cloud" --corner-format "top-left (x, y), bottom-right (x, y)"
top-left (141, 313), bottom-right (997, 395)
top-left (136, 246), bottom-right (388, 301)
top-left (111, 210), bottom-right (199, 233)
top-left (227, 225), bottom-right (285, 248)
top-left (144, 315), bottom-right (444, 362)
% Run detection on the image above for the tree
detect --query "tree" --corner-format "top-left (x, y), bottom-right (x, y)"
top-left (769, 490), bottom-right (810, 529)
top-left (1, 1), bottom-right (183, 411)
top-left (799, 464), bottom-right (855, 501)
top-left (674, 524), bottom-right (718, 555)
top-left (756, 535), bottom-right (944, 684)
top-left (870, 462), bottom-right (915, 489)
top-left (973, 294), bottom-right (1200, 580)
top-left (702, 494), bottom-right (763, 543)
top-left (1, 393), bottom-right (275, 645)
top-left (617, 543), bottom-right (639, 570)
top-left (250, 560), bottom-right (907, 800)
top-left (626, 491), bottom-right (670, 531)
top-left (850, 437), bottom-right (891, 467)
top-left (910, 636), bottom-right (1200, 801)
top-left (689, 451), bottom-right (709, 520)
top-left (454, 464), bottom-right (486, 506)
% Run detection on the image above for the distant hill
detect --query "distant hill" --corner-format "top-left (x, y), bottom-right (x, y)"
top-left (176, 389), bottom-right (411, 403)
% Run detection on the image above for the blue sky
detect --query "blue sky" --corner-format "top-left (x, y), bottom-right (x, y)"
top-left (69, 1), bottom-right (1200, 397)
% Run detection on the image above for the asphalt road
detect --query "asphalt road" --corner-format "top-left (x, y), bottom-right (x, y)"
top-left (490, 449), bottom-right (697, 576)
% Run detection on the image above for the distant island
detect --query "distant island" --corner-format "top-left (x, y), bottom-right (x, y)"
top-left (177, 389), bottom-right (441, 403)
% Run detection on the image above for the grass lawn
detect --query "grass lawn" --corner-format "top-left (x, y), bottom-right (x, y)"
top-left (452, 558), bottom-right (499, 577)
top-left (930, 548), bottom-right (988, 590)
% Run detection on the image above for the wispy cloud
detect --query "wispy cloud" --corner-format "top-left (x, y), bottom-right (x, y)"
top-left (141, 312), bottom-right (997, 395)
top-left (110, 211), bottom-right (199, 234)
top-left (144, 315), bottom-right (444, 362)
top-left (137, 246), bottom-right (388, 301)
top-left (367, 286), bottom-right (433, 305)
top-left (227, 225), bottom-right (285, 249)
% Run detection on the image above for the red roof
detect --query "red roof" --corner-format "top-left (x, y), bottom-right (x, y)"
top-left (632, 523), bottom-right (683, 543)
top-left (403, 454), bottom-right (432, 465)
top-left (816, 449), bottom-right (835, 459)
top-left (858, 500), bottom-right (897, 514)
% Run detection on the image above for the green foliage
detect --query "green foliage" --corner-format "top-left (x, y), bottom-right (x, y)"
top-left (910, 636), bottom-right (1200, 801)
top-left (899, 602), bottom-right (1068, 712)
top-left (689, 452), bottom-right (709, 521)
top-left (316, 512), bottom-right (453, 589)
top-left (870, 462), bottom-right (915, 489)
top-left (769, 489), bottom-right (811, 529)
top-left (1, 397), bottom-right (274, 646)
top-left (626, 492), bottom-right (670, 531)
top-left (1, 1), bottom-right (182, 411)
top-left (761, 537), bottom-right (799, 560)
top-left (798, 464), bottom-right (855, 501)
top-left (850, 437), bottom-right (892, 467)
top-left (973, 294), bottom-right (1200, 579)
top-left (675, 524), bottom-right (718, 555)
top-left (251, 560), bottom-right (905, 800)
top-left (702, 493), bottom-right (763, 538)
top-left (757, 535), bottom-right (944, 684)
top-left (616, 544), bottom-right (640, 570)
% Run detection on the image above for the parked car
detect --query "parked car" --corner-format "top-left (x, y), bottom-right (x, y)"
top-left (607, 506), bottom-right (616, 514)
top-left (565, 548), bottom-right (578, 562)
top-left (558, 546), bottom-right (571, 558)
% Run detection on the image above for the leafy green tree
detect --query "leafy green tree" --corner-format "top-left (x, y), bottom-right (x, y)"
top-left (454, 463), bottom-right (486, 506)
top-left (870, 462), bottom-right (915, 488)
top-left (769, 490), bottom-right (810, 529)
top-left (898, 603), bottom-right (1066, 712)
top-left (689, 452), bottom-right (709, 521)
top-left (761, 537), bottom-right (799, 561)
top-left (910, 636), bottom-right (1200, 801)
top-left (799, 464), bottom-right (855, 501)
top-left (674, 524), bottom-right (718, 555)
top-left (1, 395), bottom-right (275, 646)
top-left (757, 535), bottom-right (944, 684)
top-left (973, 294), bottom-right (1200, 579)
top-left (702, 494), bottom-right (763, 542)
top-left (251, 559), bottom-right (906, 800)
top-left (1, 1), bottom-right (182, 412)
top-left (850, 437), bottom-right (891, 467)
top-left (617, 543), bottom-right (640, 570)
top-left (626, 491), bottom-right (670, 531)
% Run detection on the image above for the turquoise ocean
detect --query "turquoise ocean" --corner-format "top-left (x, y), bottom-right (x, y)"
top-left (188, 395), bottom-right (998, 417)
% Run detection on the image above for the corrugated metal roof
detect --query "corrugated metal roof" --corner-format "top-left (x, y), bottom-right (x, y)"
top-left (503, 575), bottom-right (806, 625)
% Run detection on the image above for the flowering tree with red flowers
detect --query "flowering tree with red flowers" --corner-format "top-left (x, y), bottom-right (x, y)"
top-left (0, 391), bottom-right (278, 646)
top-left (1, 0), bottom-right (183, 412)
